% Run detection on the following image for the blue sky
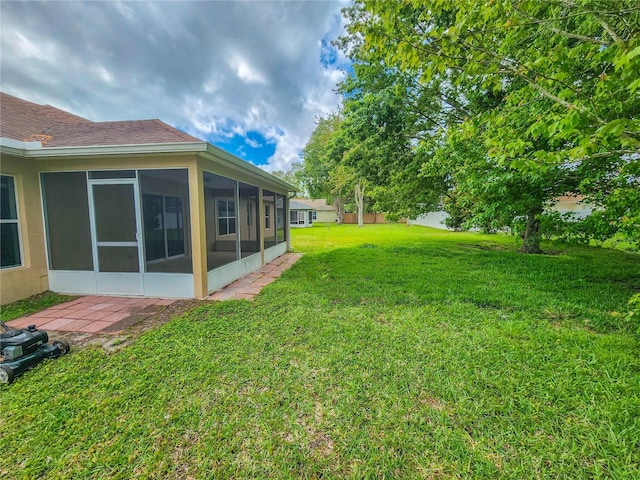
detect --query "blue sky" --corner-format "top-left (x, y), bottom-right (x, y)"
top-left (0, 1), bottom-right (351, 171)
top-left (213, 130), bottom-right (278, 167)
top-left (208, 34), bottom-right (345, 167)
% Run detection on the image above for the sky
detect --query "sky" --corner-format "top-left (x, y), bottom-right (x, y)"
top-left (0, 0), bottom-right (351, 172)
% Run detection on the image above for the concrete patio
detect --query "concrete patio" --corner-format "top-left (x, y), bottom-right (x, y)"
top-left (6, 253), bottom-right (302, 335)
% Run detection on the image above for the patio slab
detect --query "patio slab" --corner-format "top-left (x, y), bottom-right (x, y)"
top-left (206, 252), bottom-right (302, 302)
top-left (6, 295), bottom-right (176, 335)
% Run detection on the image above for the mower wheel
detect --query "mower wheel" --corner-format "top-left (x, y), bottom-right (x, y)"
top-left (0, 365), bottom-right (14, 385)
top-left (53, 340), bottom-right (71, 355)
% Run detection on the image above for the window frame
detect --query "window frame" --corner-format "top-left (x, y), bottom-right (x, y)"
top-left (216, 198), bottom-right (237, 238)
top-left (0, 174), bottom-right (23, 270)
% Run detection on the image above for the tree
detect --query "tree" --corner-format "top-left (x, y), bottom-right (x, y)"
top-left (353, 0), bottom-right (639, 166)
top-left (298, 113), bottom-right (348, 223)
top-left (336, 62), bottom-right (444, 221)
top-left (270, 169), bottom-right (300, 192)
top-left (337, 0), bottom-right (639, 250)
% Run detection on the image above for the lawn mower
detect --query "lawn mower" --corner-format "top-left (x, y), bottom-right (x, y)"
top-left (0, 320), bottom-right (70, 384)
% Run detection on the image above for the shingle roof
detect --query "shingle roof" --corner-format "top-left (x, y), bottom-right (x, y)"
top-left (0, 92), bottom-right (201, 147)
top-left (290, 200), bottom-right (313, 210)
top-left (41, 119), bottom-right (201, 147)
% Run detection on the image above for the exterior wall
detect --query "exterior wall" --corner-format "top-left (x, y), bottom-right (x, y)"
top-left (38, 154), bottom-right (201, 299)
top-left (409, 211), bottom-right (452, 230)
top-left (554, 196), bottom-right (593, 219)
top-left (411, 198), bottom-right (594, 232)
top-left (290, 199), bottom-right (336, 223)
top-left (0, 154), bottom-right (50, 304)
top-left (315, 210), bottom-right (337, 223)
top-left (190, 160), bottom-right (208, 298)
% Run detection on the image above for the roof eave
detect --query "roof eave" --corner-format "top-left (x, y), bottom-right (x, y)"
top-left (0, 137), bottom-right (297, 193)
top-left (25, 141), bottom-right (208, 157)
top-left (0, 137), bottom-right (44, 156)
top-left (202, 143), bottom-right (297, 192)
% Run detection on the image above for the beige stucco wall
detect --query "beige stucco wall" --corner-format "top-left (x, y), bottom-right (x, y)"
top-left (315, 210), bottom-right (337, 223)
top-left (0, 155), bottom-right (49, 305)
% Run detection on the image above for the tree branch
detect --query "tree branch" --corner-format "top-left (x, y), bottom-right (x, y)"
top-left (594, 14), bottom-right (625, 48)
top-left (512, 6), bottom-right (611, 46)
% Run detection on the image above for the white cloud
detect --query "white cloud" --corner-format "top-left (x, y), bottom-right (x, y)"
top-left (0, 1), bottom-right (349, 171)
top-left (228, 54), bottom-right (268, 85)
top-left (95, 66), bottom-right (114, 84)
top-left (4, 30), bottom-right (57, 62)
top-left (245, 137), bottom-right (261, 148)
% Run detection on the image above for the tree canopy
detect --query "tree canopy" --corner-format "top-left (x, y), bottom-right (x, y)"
top-left (299, 0), bottom-right (639, 250)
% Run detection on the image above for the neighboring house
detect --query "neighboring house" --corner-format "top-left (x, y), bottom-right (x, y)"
top-left (289, 200), bottom-right (314, 228)
top-left (0, 92), bottom-right (295, 304)
top-left (408, 211), bottom-right (451, 230)
top-left (554, 195), bottom-right (593, 219)
top-left (291, 198), bottom-right (337, 223)
top-left (409, 196), bottom-right (594, 230)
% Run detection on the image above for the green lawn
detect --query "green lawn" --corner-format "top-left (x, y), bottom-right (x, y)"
top-left (1, 291), bottom-right (74, 322)
top-left (1, 224), bottom-right (639, 479)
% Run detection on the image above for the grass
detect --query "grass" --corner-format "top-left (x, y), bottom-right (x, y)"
top-left (1, 224), bottom-right (639, 478)
top-left (0, 291), bottom-right (74, 322)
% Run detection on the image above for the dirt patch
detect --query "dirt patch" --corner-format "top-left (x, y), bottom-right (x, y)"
top-left (47, 299), bottom-right (204, 353)
top-left (458, 243), bottom-right (509, 252)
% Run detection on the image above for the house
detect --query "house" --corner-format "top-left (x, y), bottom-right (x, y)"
top-left (0, 92), bottom-right (295, 305)
top-left (290, 198), bottom-right (337, 223)
top-left (554, 195), bottom-right (593, 219)
top-left (289, 200), bottom-right (314, 228)
top-left (409, 195), bottom-right (594, 230)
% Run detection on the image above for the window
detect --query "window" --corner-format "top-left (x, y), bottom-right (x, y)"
top-left (312, 211), bottom-right (317, 220)
top-left (0, 175), bottom-right (22, 269)
top-left (290, 211), bottom-right (306, 225)
top-left (217, 199), bottom-right (236, 236)
top-left (263, 190), bottom-right (277, 248)
top-left (265, 205), bottom-right (271, 229)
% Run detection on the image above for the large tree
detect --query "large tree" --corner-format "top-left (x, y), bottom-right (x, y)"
top-left (297, 113), bottom-right (349, 223)
top-left (337, 63), bottom-right (444, 221)
top-left (337, 0), bottom-right (639, 250)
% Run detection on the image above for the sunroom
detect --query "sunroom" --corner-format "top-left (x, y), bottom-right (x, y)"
top-left (1, 140), bottom-right (294, 303)
top-left (0, 93), bottom-right (295, 304)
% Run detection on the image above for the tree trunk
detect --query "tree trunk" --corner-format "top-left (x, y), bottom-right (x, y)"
top-left (521, 209), bottom-right (543, 254)
top-left (354, 178), bottom-right (367, 227)
top-left (333, 197), bottom-right (344, 224)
